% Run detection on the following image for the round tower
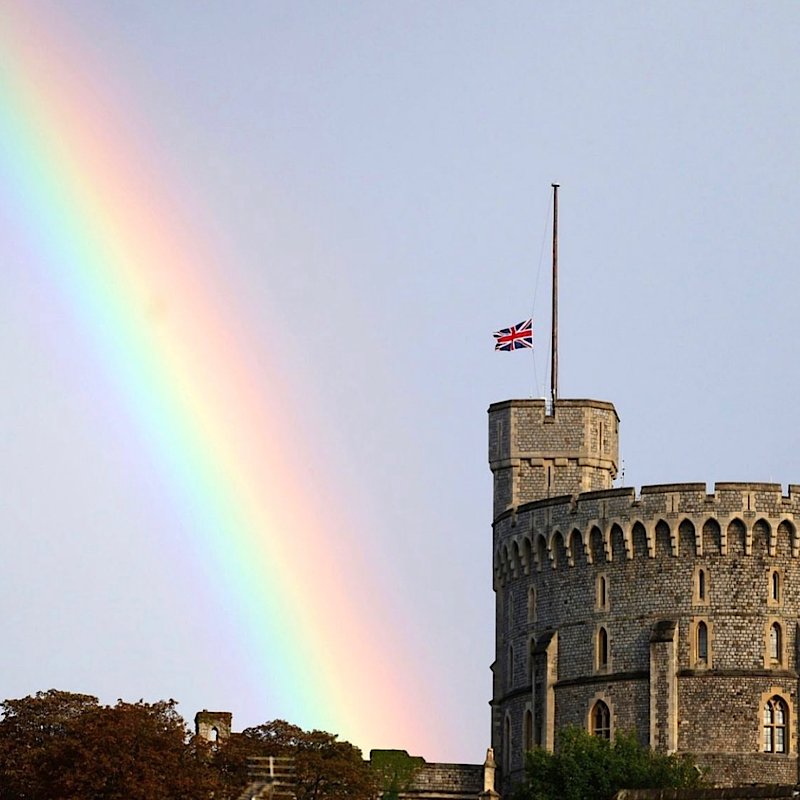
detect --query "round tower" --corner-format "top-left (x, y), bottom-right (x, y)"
top-left (489, 398), bottom-right (800, 792)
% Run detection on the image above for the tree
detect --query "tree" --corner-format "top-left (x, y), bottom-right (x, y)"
top-left (511, 727), bottom-right (702, 800)
top-left (210, 719), bottom-right (377, 800)
top-left (371, 749), bottom-right (425, 800)
top-left (0, 690), bottom-right (101, 800)
top-left (0, 690), bottom-right (217, 800)
top-left (0, 691), bottom-right (375, 800)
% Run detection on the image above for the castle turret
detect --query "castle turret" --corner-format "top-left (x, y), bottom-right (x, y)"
top-left (488, 399), bottom-right (619, 518)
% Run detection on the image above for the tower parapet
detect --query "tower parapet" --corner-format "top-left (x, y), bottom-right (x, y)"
top-left (488, 399), bottom-right (619, 518)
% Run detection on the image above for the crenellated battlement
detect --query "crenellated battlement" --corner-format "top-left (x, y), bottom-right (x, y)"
top-left (493, 482), bottom-right (800, 585)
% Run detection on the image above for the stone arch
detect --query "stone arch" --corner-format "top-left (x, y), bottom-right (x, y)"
top-left (493, 551), bottom-right (503, 589)
top-left (507, 591), bottom-right (515, 632)
top-left (728, 518), bottom-right (747, 556)
top-left (511, 540), bottom-right (522, 578)
top-left (497, 545), bottom-right (509, 584)
top-left (777, 520), bottom-right (796, 558)
top-left (678, 519), bottom-right (697, 557)
top-left (631, 521), bottom-right (649, 559)
top-left (589, 526), bottom-right (605, 565)
top-left (521, 536), bottom-right (533, 576)
top-left (535, 535), bottom-right (548, 572)
top-left (562, 528), bottom-right (574, 567)
top-left (702, 518), bottom-right (722, 556)
top-left (570, 529), bottom-right (586, 566)
top-left (655, 520), bottom-right (672, 557)
top-left (610, 523), bottom-right (627, 562)
top-left (551, 530), bottom-right (567, 569)
top-left (752, 518), bottom-right (771, 558)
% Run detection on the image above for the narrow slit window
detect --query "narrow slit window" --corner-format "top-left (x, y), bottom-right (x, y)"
top-left (698, 569), bottom-right (706, 601)
top-left (525, 710), bottom-right (533, 752)
top-left (598, 627), bottom-right (609, 669)
top-left (770, 622), bottom-right (782, 663)
top-left (697, 622), bottom-right (708, 663)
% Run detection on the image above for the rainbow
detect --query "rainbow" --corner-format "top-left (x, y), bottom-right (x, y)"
top-left (0, 3), bottom-right (444, 754)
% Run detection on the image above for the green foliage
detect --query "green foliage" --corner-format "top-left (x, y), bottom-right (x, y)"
top-left (371, 749), bottom-right (425, 800)
top-left (511, 727), bottom-right (702, 800)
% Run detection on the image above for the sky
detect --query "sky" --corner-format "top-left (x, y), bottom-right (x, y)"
top-left (1, 0), bottom-right (800, 765)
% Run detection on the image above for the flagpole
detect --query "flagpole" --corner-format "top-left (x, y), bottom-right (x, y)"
top-left (550, 183), bottom-right (559, 413)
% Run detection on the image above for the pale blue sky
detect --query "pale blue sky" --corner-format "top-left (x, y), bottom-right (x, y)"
top-left (2, 1), bottom-right (800, 762)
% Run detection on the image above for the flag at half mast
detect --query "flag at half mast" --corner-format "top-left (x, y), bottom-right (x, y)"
top-left (493, 319), bottom-right (533, 351)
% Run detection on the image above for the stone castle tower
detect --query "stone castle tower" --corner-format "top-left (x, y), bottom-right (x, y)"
top-left (489, 397), bottom-right (800, 791)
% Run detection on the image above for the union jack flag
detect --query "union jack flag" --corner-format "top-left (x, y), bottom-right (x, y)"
top-left (493, 318), bottom-right (533, 351)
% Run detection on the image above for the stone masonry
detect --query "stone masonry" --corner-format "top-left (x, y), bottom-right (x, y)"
top-left (489, 398), bottom-right (800, 793)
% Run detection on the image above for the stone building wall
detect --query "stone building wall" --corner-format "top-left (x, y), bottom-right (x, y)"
top-left (401, 762), bottom-right (483, 799)
top-left (489, 398), bottom-right (800, 793)
top-left (371, 749), bottom-right (497, 800)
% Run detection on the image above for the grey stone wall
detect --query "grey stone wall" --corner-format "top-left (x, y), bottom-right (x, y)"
top-left (400, 762), bottom-right (483, 799)
top-left (490, 398), bottom-right (800, 793)
top-left (493, 481), bottom-right (800, 789)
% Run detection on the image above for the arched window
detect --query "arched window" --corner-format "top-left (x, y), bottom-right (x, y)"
top-left (525, 710), bottom-right (533, 752)
top-left (597, 627), bottom-right (609, 669)
top-left (763, 696), bottom-right (788, 753)
top-left (770, 622), bottom-right (782, 663)
top-left (211, 726), bottom-right (219, 743)
top-left (697, 622), bottom-right (708, 663)
top-left (528, 587), bottom-right (536, 623)
top-left (591, 701), bottom-right (611, 739)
